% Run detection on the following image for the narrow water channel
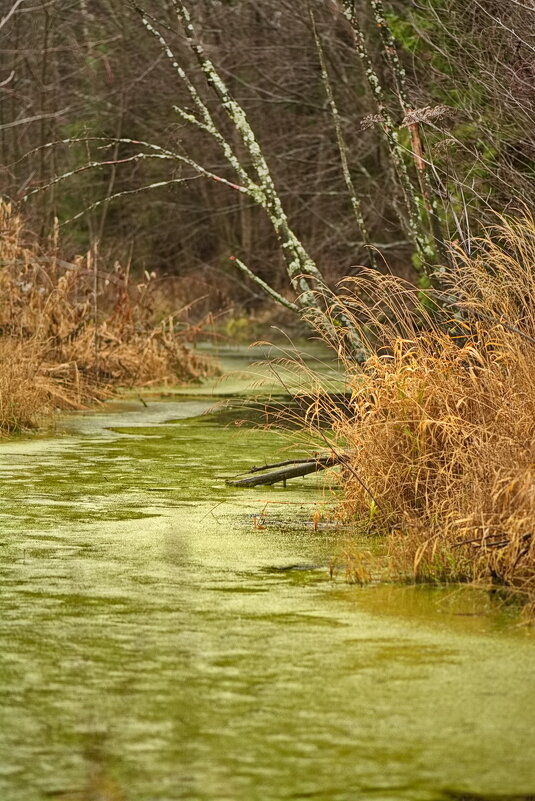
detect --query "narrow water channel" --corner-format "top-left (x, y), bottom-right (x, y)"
top-left (0, 347), bottom-right (534, 801)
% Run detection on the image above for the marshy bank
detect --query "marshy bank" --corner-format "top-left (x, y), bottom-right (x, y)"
top-left (0, 203), bottom-right (213, 434)
top-left (3, 199), bottom-right (535, 619)
top-left (307, 216), bottom-right (535, 619)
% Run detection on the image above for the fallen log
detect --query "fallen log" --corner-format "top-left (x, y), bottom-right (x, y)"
top-left (226, 454), bottom-right (339, 487)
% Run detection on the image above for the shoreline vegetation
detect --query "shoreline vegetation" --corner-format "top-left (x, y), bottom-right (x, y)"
top-left (308, 215), bottom-right (535, 619)
top-left (1, 0), bottom-right (534, 619)
top-left (2, 201), bottom-right (535, 617)
top-left (0, 202), bottom-right (213, 434)
top-left (0, 203), bottom-right (535, 620)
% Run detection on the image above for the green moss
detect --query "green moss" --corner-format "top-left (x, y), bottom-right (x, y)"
top-left (0, 350), bottom-right (533, 800)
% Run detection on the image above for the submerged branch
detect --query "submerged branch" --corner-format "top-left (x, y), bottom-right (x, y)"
top-left (226, 454), bottom-right (339, 487)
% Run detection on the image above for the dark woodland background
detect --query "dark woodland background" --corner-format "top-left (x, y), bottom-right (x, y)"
top-left (1, 0), bottom-right (534, 311)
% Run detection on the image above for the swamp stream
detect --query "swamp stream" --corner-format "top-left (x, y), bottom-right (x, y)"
top-left (0, 345), bottom-right (534, 801)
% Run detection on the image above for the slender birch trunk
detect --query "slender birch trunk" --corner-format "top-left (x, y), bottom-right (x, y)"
top-left (368, 0), bottom-right (449, 266)
top-left (309, 5), bottom-right (378, 270)
top-left (135, 0), bottom-right (368, 359)
top-left (340, 0), bottom-right (438, 274)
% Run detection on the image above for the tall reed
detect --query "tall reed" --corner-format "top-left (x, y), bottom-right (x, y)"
top-left (0, 202), bottom-right (211, 433)
top-left (314, 215), bottom-right (535, 610)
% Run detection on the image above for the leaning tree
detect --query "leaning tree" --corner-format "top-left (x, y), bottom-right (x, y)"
top-left (25, 0), bottom-right (452, 358)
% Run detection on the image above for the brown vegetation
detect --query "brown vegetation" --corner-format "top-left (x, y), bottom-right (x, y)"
top-left (0, 202), bottom-right (212, 433)
top-left (316, 216), bottom-right (535, 609)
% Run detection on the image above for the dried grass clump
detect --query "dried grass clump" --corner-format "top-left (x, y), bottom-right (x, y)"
top-left (0, 202), bottom-right (212, 433)
top-left (0, 340), bottom-right (49, 431)
top-left (326, 215), bottom-right (535, 607)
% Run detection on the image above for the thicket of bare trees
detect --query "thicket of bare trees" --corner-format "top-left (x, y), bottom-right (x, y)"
top-left (1, 0), bottom-right (534, 314)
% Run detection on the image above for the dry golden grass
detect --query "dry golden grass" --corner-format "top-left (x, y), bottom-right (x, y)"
top-left (0, 202), bottom-right (212, 433)
top-left (0, 340), bottom-right (50, 432)
top-left (318, 214), bottom-right (535, 609)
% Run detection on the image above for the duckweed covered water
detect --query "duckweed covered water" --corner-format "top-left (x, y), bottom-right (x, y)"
top-left (0, 346), bottom-right (534, 801)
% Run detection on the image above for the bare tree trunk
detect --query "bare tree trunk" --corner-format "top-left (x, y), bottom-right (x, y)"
top-left (339, 0), bottom-right (438, 275)
top-left (136, 0), bottom-right (369, 358)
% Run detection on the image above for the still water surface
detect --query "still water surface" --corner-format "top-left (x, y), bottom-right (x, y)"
top-left (0, 347), bottom-right (534, 801)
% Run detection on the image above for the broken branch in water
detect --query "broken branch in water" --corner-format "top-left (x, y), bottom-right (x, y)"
top-left (247, 457), bottom-right (330, 473)
top-left (226, 453), bottom-right (341, 487)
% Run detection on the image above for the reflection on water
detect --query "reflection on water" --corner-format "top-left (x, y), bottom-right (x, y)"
top-left (0, 353), bottom-right (534, 801)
